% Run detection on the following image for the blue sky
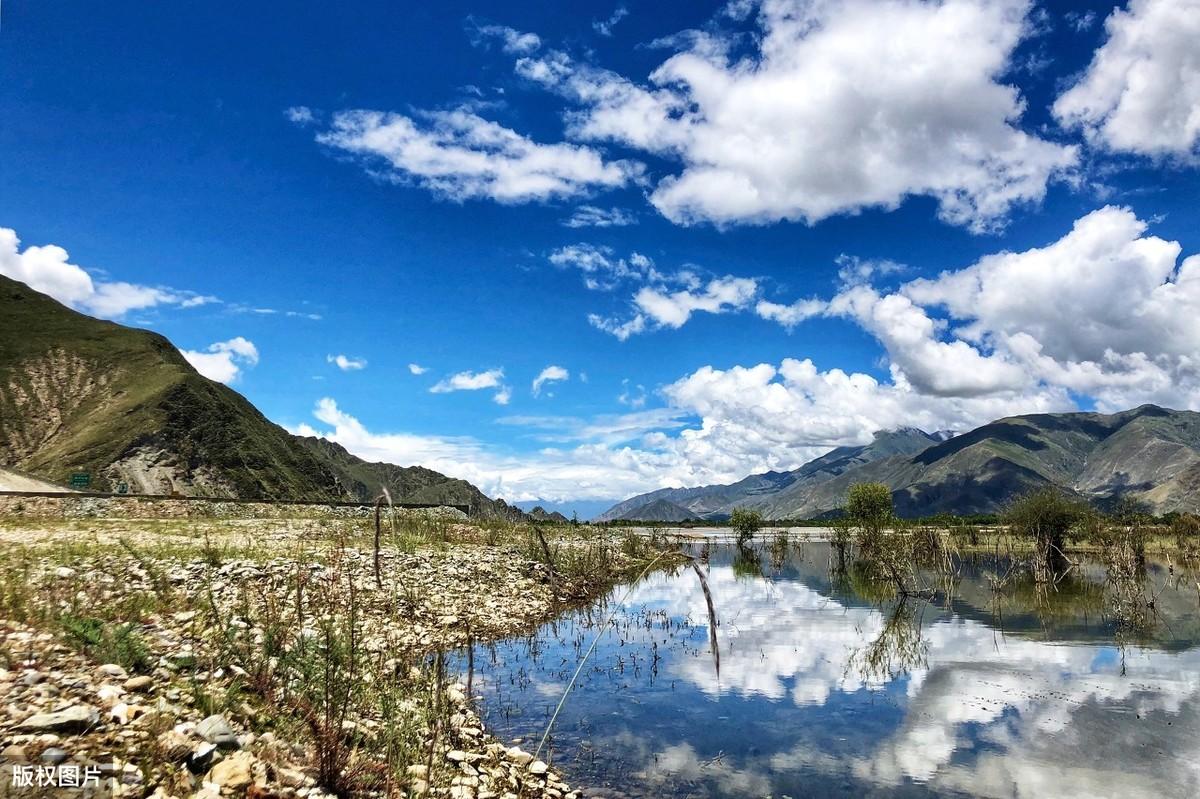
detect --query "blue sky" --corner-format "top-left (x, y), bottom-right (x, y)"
top-left (3, 0), bottom-right (1199, 516)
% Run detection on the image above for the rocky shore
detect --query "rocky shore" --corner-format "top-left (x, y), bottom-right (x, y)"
top-left (0, 513), bottom-right (666, 798)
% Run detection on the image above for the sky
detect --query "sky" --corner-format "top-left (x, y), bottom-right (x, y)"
top-left (2, 0), bottom-right (1200, 517)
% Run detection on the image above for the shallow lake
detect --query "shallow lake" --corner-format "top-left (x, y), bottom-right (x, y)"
top-left (452, 540), bottom-right (1200, 798)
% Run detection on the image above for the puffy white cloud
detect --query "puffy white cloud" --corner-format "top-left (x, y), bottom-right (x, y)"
top-left (407, 363), bottom-right (429, 375)
top-left (531, 365), bottom-right (569, 396)
top-left (181, 337), bottom-right (259, 384)
top-left (315, 108), bottom-right (642, 204)
top-left (900, 206), bottom-right (1200, 409)
top-left (0, 227), bottom-right (215, 318)
top-left (326, 354), bottom-right (367, 371)
top-left (752, 207), bottom-right (1200, 411)
top-left (514, 0), bottom-right (1076, 230)
top-left (430, 368), bottom-right (511, 404)
top-left (660, 358), bottom-right (1068, 477)
top-left (755, 297), bottom-right (825, 329)
top-left (561, 205), bottom-right (637, 228)
top-left (591, 275), bottom-right (759, 338)
top-left (1054, 0), bottom-right (1200, 156)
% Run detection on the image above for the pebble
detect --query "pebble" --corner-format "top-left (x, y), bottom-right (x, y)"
top-left (96, 663), bottom-right (129, 680)
top-left (40, 747), bottom-right (69, 765)
top-left (196, 714), bottom-right (239, 749)
top-left (124, 675), bottom-right (154, 692)
top-left (18, 705), bottom-right (98, 732)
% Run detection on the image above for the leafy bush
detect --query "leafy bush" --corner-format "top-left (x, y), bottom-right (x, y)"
top-left (730, 508), bottom-right (763, 545)
top-left (1004, 487), bottom-right (1086, 580)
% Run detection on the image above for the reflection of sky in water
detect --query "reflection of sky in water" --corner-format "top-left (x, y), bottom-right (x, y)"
top-left (453, 544), bottom-right (1200, 798)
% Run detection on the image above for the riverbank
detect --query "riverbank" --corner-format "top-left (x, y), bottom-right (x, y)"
top-left (0, 511), bottom-right (675, 798)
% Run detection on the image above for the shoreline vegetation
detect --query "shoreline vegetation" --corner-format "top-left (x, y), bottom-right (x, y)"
top-left (2, 485), bottom-right (1198, 798)
top-left (0, 505), bottom-right (685, 799)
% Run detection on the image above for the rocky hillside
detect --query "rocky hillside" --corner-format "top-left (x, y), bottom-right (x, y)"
top-left (0, 275), bottom-right (522, 517)
top-left (600, 407), bottom-right (1200, 520)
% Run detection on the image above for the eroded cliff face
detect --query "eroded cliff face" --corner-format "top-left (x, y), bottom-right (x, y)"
top-left (0, 349), bottom-right (117, 465)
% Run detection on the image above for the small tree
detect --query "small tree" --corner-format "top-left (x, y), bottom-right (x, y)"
top-left (1004, 487), bottom-right (1084, 581)
top-left (730, 507), bottom-right (763, 545)
top-left (847, 483), bottom-right (894, 552)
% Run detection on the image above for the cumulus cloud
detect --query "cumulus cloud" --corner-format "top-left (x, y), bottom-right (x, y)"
top-left (181, 337), bottom-right (259, 384)
top-left (1054, 0), bottom-right (1200, 156)
top-left (326, 354), bottom-right (367, 371)
top-left (0, 227), bottom-right (216, 318)
top-left (757, 206), bottom-right (1200, 412)
top-left (511, 0), bottom-right (1076, 230)
top-left (532, 365), bottom-right (569, 396)
top-left (561, 205), bottom-right (637, 228)
top-left (408, 363), bottom-right (429, 375)
top-left (591, 275), bottom-right (759, 339)
top-left (755, 297), bottom-right (825, 329)
top-left (315, 108), bottom-right (642, 204)
top-left (430, 368), bottom-right (511, 404)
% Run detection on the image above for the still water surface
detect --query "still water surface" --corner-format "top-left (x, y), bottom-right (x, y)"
top-left (453, 538), bottom-right (1200, 798)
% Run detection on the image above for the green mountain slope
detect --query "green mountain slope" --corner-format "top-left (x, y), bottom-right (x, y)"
top-left (0, 275), bottom-right (520, 516)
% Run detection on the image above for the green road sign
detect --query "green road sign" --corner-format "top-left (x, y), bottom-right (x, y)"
top-left (69, 472), bottom-right (91, 489)
top-left (116, 482), bottom-right (129, 494)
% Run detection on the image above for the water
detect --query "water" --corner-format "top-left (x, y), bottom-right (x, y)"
top-left (452, 540), bottom-right (1200, 798)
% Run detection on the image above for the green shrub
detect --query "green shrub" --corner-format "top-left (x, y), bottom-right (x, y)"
top-left (730, 508), bottom-right (763, 545)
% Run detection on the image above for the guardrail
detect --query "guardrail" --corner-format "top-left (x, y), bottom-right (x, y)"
top-left (0, 490), bottom-right (470, 515)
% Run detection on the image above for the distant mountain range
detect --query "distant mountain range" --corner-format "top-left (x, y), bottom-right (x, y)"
top-left (598, 407), bottom-right (1200, 521)
top-left (0, 275), bottom-right (523, 519)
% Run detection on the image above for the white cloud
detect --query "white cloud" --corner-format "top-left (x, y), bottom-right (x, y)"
top-left (473, 23), bottom-right (542, 54)
top-left (561, 205), bottom-right (637, 228)
top-left (408, 363), bottom-right (429, 375)
top-left (617, 379), bottom-right (647, 409)
top-left (430, 368), bottom-right (511, 404)
top-left (513, 0), bottom-right (1076, 231)
top-left (532, 365), bottom-right (570, 396)
top-left (592, 275), bottom-right (759, 338)
top-left (181, 337), bottom-right (259, 384)
top-left (315, 108), bottom-right (642, 204)
top-left (549, 244), bottom-right (660, 289)
top-left (593, 6), bottom-right (629, 36)
top-left (1054, 0), bottom-right (1200, 156)
top-left (756, 206), bottom-right (1200, 412)
top-left (326, 354), bottom-right (367, 371)
top-left (284, 106), bottom-right (316, 125)
top-left (755, 297), bottom-right (825, 329)
top-left (293, 398), bottom-right (693, 502)
top-left (0, 227), bottom-right (216, 318)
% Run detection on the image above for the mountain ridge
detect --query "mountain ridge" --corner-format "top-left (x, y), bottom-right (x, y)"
top-left (599, 405), bottom-right (1200, 520)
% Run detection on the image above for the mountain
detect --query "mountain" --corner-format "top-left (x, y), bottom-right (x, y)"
top-left (599, 408), bottom-right (1200, 520)
top-left (526, 506), bottom-right (570, 523)
top-left (0, 275), bottom-right (521, 518)
top-left (596, 428), bottom-right (942, 522)
top-left (616, 498), bottom-right (702, 523)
